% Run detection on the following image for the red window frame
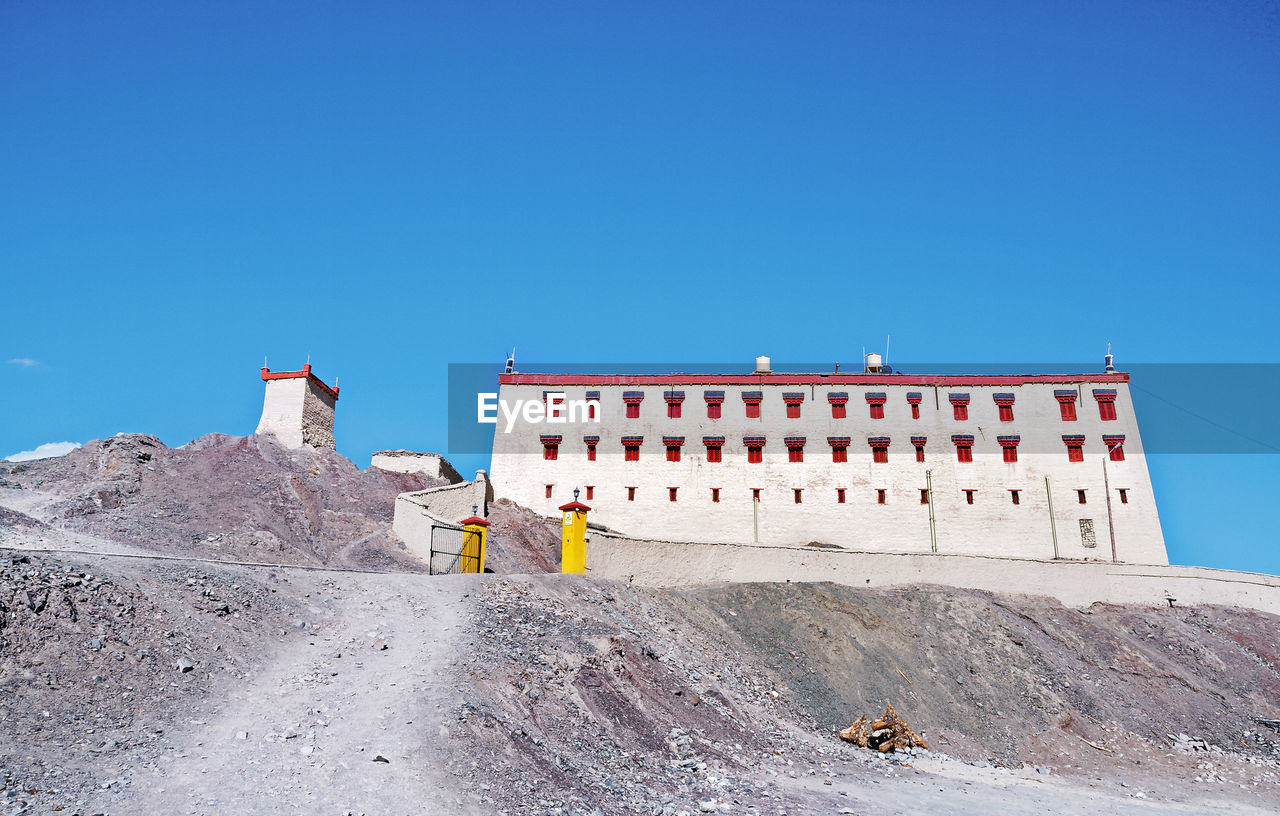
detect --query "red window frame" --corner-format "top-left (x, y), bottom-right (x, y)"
top-left (704, 436), bottom-right (725, 463)
top-left (866, 393), bottom-right (886, 420)
top-left (665, 391), bottom-right (685, 419)
top-left (584, 435), bottom-right (599, 461)
top-left (964, 489), bottom-right (975, 505)
top-left (545, 485), bottom-right (553, 498)
top-left (1010, 490), bottom-right (1020, 505)
top-left (949, 394), bottom-right (970, 421)
top-left (868, 437), bottom-right (890, 464)
top-left (1055, 390), bottom-right (1078, 421)
top-left (1077, 489), bottom-right (1087, 504)
top-left (829, 437), bottom-right (850, 463)
top-left (998, 435), bottom-right (1020, 463)
top-left (911, 436), bottom-right (926, 463)
top-left (1094, 390), bottom-right (1118, 421)
top-left (906, 393), bottom-right (922, 420)
top-left (876, 489), bottom-right (886, 505)
top-left (668, 487), bottom-right (678, 502)
top-left (623, 391), bottom-right (644, 419)
top-left (664, 436), bottom-right (684, 463)
top-left (1104, 435), bottom-right (1125, 461)
top-left (994, 394), bottom-right (1015, 422)
top-left (836, 488), bottom-right (846, 503)
top-left (622, 436), bottom-right (643, 462)
top-left (1118, 488), bottom-right (1128, 504)
top-left (751, 488), bottom-right (762, 501)
top-left (711, 488), bottom-right (720, 503)
top-left (793, 489), bottom-right (802, 504)
top-left (919, 488), bottom-right (929, 505)
top-left (828, 393), bottom-right (848, 419)
top-left (783, 393), bottom-right (804, 419)
top-left (704, 391), bottom-right (724, 419)
top-left (745, 437), bottom-right (765, 464)
top-left (540, 435), bottom-right (562, 461)
top-left (742, 392), bottom-right (762, 419)
top-left (626, 486), bottom-right (636, 501)
top-left (585, 391), bottom-right (599, 420)
top-left (1063, 435), bottom-right (1085, 463)
top-left (785, 437), bottom-right (805, 463)
top-left (584, 486), bottom-right (594, 500)
top-left (952, 435), bottom-right (974, 463)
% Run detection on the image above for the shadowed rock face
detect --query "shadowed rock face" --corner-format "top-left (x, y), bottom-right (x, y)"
top-left (4, 433), bottom-right (444, 570)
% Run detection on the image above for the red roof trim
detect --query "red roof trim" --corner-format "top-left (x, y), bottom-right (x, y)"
top-left (557, 501), bottom-right (591, 513)
top-left (260, 365), bottom-right (339, 400)
top-left (498, 372), bottom-right (1129, 387)
top-left (459, 516), bottom-right (490, 527)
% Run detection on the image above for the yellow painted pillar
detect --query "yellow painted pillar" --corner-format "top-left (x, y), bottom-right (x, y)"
top-left (558, 489), bottom-right (591, 574)
top-left (459, 505), bottom-right (490, 574)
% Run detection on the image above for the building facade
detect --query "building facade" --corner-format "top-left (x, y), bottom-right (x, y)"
top-left (488, 361), bottom-right (1168, 565)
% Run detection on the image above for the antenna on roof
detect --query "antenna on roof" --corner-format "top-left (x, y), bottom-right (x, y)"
top-left (306, 352), bottom-right (311, 365)
top-left (885, 334), bottom-right (891, 367)
top-left (263, 355), bottom-right (268, 367)
top-left (1105, 342), bottom-right (1115, 373)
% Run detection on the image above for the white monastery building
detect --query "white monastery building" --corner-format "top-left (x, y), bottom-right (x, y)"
top-left (489, 355), bottom-right (1168, 565)
top-left (255, 363), bottom-right (339, 449)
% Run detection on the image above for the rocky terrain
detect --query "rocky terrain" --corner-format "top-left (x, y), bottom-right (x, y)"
top-left (2, 435), bottom-right (1279, 815)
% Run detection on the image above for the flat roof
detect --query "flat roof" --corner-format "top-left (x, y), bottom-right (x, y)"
top-left (498, 372), bottom-right (1129, 387)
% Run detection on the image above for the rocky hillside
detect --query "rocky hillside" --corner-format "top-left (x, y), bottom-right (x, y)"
top-left (2, 433), bottom-right (441, 570)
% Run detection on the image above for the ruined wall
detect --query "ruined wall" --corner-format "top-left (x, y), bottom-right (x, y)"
top-left (586, 533), bottom-right (1280, 615)
top-left (489, 375), bottom-right (1167, 565)
top-left (370, 451), bottom-right (462, 483)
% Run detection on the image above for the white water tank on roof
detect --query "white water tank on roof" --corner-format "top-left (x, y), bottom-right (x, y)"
top-left (865, 353), bottom-right (883, 373)
top-left (755, 355), bottom-right (772, 373)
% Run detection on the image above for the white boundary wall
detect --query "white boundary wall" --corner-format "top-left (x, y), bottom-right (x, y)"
top-left (371, 451), bottom-right (462, 483)
top-left (586, 533), bottom-right (1280, 616)
top-left (392, 472), bottom-right (491, 563)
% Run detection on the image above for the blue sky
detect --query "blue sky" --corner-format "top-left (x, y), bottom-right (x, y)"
top-left (2, 2), bottom-right (1277, 573)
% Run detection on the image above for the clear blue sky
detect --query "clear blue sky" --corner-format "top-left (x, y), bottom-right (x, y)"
top-left (2, 2), bottom-right (1277, 573)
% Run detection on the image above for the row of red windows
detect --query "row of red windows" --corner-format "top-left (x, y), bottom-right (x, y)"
top-left (593, 391), bottom-right (1120, 422)
top-left (547, 435), bottom-right (1126, 463)
top-left (546, 485), bottom-right (1131, 505)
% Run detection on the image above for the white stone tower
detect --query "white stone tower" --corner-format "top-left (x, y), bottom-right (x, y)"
top-left (255, 363), bottom-right (339, 449)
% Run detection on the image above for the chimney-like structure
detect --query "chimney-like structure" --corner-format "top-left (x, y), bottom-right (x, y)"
top-left (255, 363), bottom-right (339, 449)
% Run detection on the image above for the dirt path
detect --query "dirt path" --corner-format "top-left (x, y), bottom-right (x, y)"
top-left (92, 571), bottom-right (483, 816)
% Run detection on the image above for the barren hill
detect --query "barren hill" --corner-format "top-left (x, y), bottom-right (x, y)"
top-left (1, 437), bottom-right (1278, 815)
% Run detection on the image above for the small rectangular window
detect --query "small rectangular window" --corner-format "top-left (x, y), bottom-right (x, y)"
top-left (585, 486), bottom-right (594, 500)
top-left (1010, 489), bottom-right (1020, 505)
top-left (751, 488), bottom-right (762, 501)
top-left (832, 447), bottom-right (847, 463)
top-left (669, 487), bottom-right (678, 502)
top-left (545, 485), bottom-right (553, 498)
top-left (626, 403), bottom-right (640, 419)
top-left (793, 489), bottom-right (802, 504)
top-left (915, 446), bottom-right (925, 463)
top-left (998, 404), bottom-right (1013, 422)
top-left (950, 395), bottom-right (970, 421)
top-left (747, 445), bottom-right (763, 464)
top-left (866, 394), bottom-right (887, 420)
top-left (746, 403), bottom-right (760, 419)
top-left (957, 446), bottom-right (972, 463)
top-left (911, 404), bottom-right (921, 420)
top-left (587, 446), bottom-right (597, 462)
top-left (783, 394), bottom-right (804, 419)
top-left (544, 445), bottom-right (558, 461)
top-left (964, 489), bottom-right (975, 505)
top-left (743, 393), bottom-right (762, 419)
top-left (668, 403), bottom-right (681, 419)
top-left (876, 489), bottom-right (886, 505)
top-left (624, 445), bottom-right (640, 462)
top-left (1094, 390), bottom-right (1118, 421)
top-left (872, 446), bottom-right (888, 464)
top-left (707, 447), bottom-right (722, 463)
top-left (906, 393), bottom-right (922, 420)
top-left (626, 486), bottom-right (636, 501)
top-left (832, 403), bottom-right (847, 419)
top-left (711, 488), bottom-right (720, 503)
top-left (788, 447), bottom-right (804, 463)
top-left (708, 402), bottom-right (721, 419)
top-left (787, 404), bottom-right (800, 418)
top-left (1002, 446), bottom-right (1018, 463)
top-left (1056, 391), bottom-right (1078, 421)
top-left (1077, 489), bottom-right (1087, 504)
top-left (836, 488), bottom-right (846, 503)
top-left (920, 488), bottom-right (929, 505)
top-left (1067, 444), bottom-right (1083, 463)
top-left (666, 446), bottom-right (681, 462)
top-left (1118, 488), bottom-right (1128, 503)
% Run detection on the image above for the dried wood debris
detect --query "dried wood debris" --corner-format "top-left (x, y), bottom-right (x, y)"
top-left (839, 703), bottom-right (930, 753)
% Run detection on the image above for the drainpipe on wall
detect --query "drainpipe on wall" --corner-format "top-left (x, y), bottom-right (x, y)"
top-left (1103, 450), bottom-right (1118, 562)
top-left (925, 469), bottom-right (937, 553)
top-left (1045, 475), bottom-right (1060, 560)
top-left (753, 494), bottom-right (759, 543)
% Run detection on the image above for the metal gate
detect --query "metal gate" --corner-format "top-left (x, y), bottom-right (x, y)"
top-left (429, 522), bottom-right (482, 575)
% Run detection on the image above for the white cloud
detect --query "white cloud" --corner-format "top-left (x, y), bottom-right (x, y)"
top-left (5, 441), bottom-right (81, 462)
top-left (6, 358), bottom-right (40, 367)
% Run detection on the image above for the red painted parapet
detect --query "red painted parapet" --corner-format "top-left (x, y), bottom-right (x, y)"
top-left (498, 372), bottom-right (1131, 387)
top-left (260, 364), bottom-right (340, 399)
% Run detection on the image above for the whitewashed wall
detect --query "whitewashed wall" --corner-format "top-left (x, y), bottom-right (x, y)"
top-left (255, 377), bottom-right (337, 450)
top-left (371, 451), bottom-right (463, 483)
top-left (489, 377), bottom-right (1167, 565)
